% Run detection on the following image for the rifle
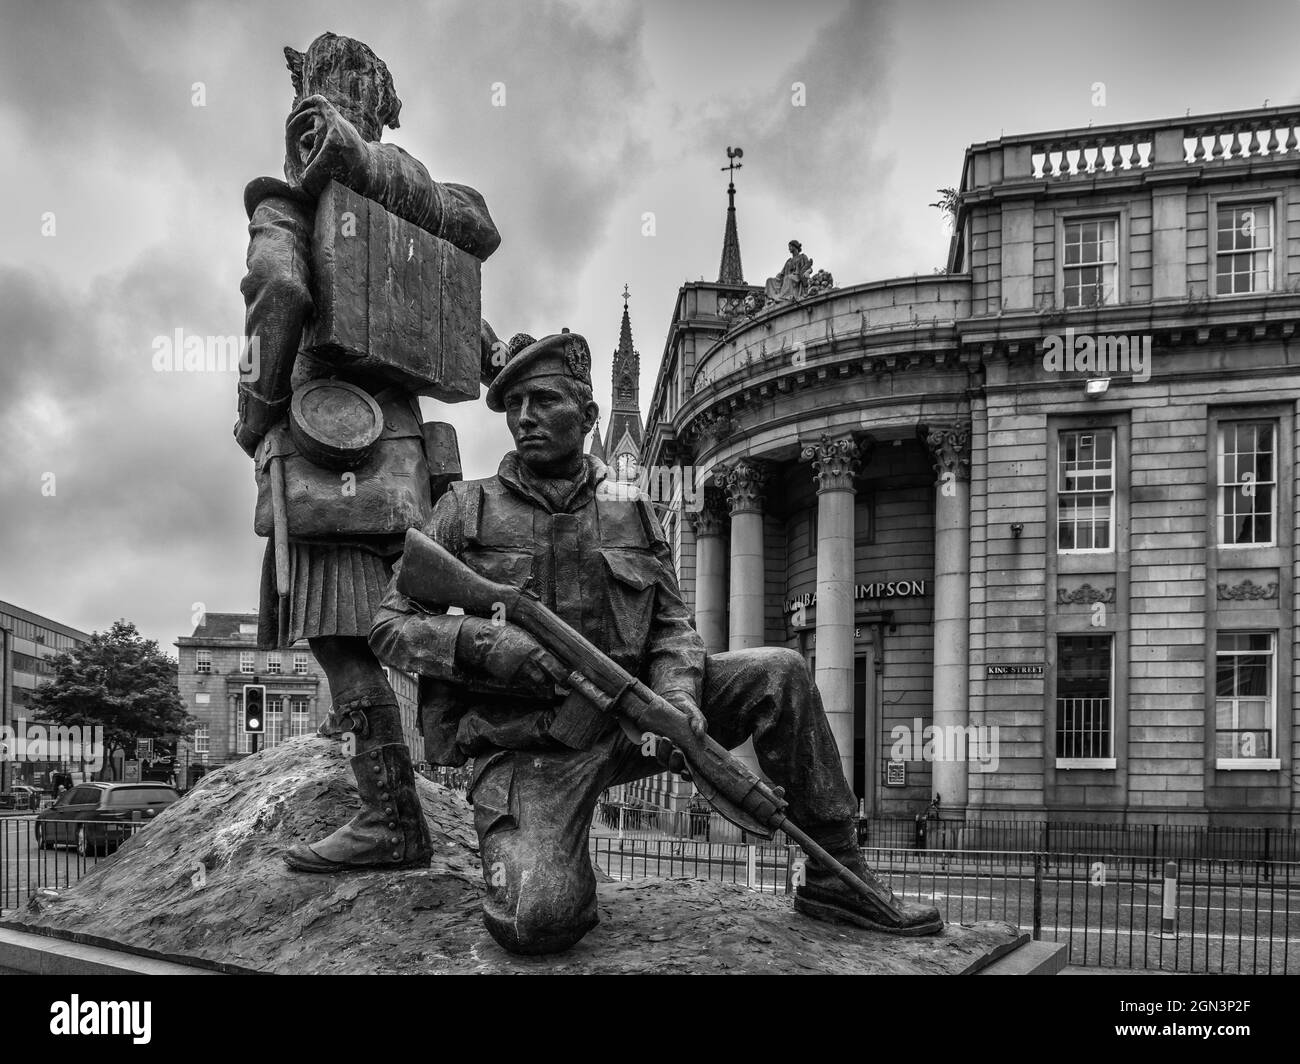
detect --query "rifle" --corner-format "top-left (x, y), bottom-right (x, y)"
top-left (396, 527), bottom-right (896, 916)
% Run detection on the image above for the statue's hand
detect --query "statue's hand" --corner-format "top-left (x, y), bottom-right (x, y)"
top-left (286, 94), bottom-right (369, 197)
top-left (662, 691), bottom-right (708, 740)
top-left (456, 616), bottom-right (568, 698)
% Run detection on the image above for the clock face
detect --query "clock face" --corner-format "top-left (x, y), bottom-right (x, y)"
top-left (616, 453), bottom-right (638, 480)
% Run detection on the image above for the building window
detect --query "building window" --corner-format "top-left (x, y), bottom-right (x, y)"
top-left (193, 725), bottom-right (209, 755)
top-left (854, 496), bottom-right (874, 545)
top-left (265, 696), bottom-right (284, 749)
top-left (1215, 203), bottom-right (1273, 295)
top-left (808, 509), bottom-right (818, 555)
top-left (291, 698), bottom-right (312, 738)
top-left (1056, 634), bottom-right (1114, 767)
top-left (1218, 420), bottom-right (1275, 546)
top-left (1215, 632), bottom-right (1277, 768)
top-left (195, 650), bottom-right (212, 674)
top-left (293, 652), bottom-right (309, 676)
top-left (239, 651), bottom-right (255, 674)
top-left (1058, 430), bottom-right (1114, 552)
top-left (1063, 217), bottom-right (1117, 307)
top-left (266, 652), bottom-right (282, 674)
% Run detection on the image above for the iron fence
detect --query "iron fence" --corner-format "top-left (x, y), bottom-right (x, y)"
top-left (588, 837), bottom-right (1300, 974)
top-left (594, 798), bottom-right (1300, 863)
top-left (0, 815), bottom-right (148, 916)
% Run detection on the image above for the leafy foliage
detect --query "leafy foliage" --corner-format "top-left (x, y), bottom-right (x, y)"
top-left (28, 619), bottom-right (194, 778)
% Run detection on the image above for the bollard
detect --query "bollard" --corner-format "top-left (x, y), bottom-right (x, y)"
top-left (1161, 860), bottom-right (1178, 937)
top-left (745, 845), bottom-right (757, 890)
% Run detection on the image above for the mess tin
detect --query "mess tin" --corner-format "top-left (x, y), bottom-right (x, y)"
top-left (288, 378), bottom-right (384, 471)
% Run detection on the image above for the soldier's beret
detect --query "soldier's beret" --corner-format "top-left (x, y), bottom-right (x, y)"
top-left (485, 329), bottom-right (593, 412)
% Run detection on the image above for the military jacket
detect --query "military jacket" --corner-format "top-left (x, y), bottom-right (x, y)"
top-left (370, 453), bottom-right (705, 763)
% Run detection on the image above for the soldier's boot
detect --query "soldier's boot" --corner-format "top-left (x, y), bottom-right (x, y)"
top-left (284, 689), bottom-right (433, 873)
top-left (794, 822), bottom-right (943, 936)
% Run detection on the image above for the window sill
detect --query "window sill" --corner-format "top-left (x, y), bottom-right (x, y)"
top-left (1215, 758), bottom-right (1280, 771)
top-left (1056, 758), bottom-right (1116, 770)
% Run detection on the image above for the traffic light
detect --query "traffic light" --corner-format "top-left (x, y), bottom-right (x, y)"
top-left (243, 684), bottom-right (267, 734)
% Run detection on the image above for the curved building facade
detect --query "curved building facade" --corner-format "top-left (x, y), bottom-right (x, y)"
top-left (636, 105), bottom-right (1300, 829)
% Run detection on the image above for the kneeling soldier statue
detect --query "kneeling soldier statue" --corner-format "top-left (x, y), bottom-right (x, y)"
top-left (370, 331), bottom-right (943, 954)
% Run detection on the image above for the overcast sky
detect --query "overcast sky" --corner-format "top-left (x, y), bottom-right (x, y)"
top-left (2, 0), bottom-right (1297, 653)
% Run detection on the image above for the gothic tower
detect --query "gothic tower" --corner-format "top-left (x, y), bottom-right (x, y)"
top-left (596, 285), bottom-right (645, 481)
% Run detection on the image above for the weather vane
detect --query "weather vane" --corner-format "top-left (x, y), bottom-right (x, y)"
top-left (722, 145), bottom-right (744, 183)
top-left (722, 146), bottom-right (743, 210)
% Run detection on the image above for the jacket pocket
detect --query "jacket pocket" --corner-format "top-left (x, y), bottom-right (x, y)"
top-left (599, 548), bottom-right (659, 661)
top-left (468, 751), bottom-right (516, 837)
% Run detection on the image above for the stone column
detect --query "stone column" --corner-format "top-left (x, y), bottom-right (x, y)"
top-left (717, 458), bottom-right (769, 777)
top-left (922, 422), bottom-right (972, 814)
top-left (688, 487), bottom-right (729, 654)
top-left (801, 433), bottom-right (863, 791)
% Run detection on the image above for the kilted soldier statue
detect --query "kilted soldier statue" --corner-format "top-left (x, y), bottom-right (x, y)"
top-left (233, 31), bottom-right (506, 872)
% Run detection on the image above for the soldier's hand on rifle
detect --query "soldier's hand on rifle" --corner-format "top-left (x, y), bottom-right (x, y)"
top-left (286, 94), bottom-right (369, 197)
top-left (663, 691), bottom-right (708, 740)
top-left (455, 616), bottom-right (569, 699)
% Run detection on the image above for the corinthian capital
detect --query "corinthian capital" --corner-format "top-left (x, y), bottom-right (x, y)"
top-left (715, 459), bottom-right (768, 515)
top-left (801, 433), bottom-right (864, 493)
top-left (688, 488), bottom-right (729, 537)
top-left (920, 422), bottom-right (971, 482)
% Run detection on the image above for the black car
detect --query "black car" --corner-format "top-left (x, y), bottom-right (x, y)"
top-left (34, 782), bottom-right (180, 856)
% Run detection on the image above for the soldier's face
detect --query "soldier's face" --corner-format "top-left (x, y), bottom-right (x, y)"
top-left (504, 378), bottom-right (597, 475)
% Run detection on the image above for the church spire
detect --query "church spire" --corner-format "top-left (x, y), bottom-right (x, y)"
top-left (603, 284), bottom-right (645, 481)
top-left (718, 145), bottom-right (745, 285)
top-left (616, 283), bottom-right (636, 372)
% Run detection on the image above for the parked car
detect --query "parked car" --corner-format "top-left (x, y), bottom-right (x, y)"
top-left (0, 785), bottom-right (42, 811)
top-left (34, 782), bottom-right (180, 856)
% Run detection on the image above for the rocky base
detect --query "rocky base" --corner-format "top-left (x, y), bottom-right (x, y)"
top-left (9, 738), bottom-right (1024, 974)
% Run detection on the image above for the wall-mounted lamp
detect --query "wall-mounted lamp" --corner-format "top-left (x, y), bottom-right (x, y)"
top-left (1010, 522), bottom-right (1024, 538)
top-left (1084, 378), bottom-right (1111, 398)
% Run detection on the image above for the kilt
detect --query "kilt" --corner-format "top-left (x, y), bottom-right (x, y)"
top-left (257, 538), bottom-right (401, 649)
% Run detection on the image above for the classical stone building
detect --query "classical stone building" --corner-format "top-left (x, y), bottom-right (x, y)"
top-left (174, 613), bottom-right (423, 787)
top-left (636, 106), bottom-right (1300, 830)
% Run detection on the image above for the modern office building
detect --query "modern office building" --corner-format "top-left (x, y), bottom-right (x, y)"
top-left (174, 613), bottom-right (424, 787)
top-left (634, 105), bottom-right (1300, 830)
top-left (0, 601), bottom-right (92, 791)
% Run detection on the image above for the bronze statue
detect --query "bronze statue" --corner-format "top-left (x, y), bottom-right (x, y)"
top-left (764, 239), bottom-right (814, 302)
top-left (234, 31), bottom-right (501, 872)
top-left (369, 332), bottom-right (943, 954)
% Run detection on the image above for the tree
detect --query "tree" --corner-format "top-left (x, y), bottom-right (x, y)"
top-left (28, 619), bottom-right (195, 780)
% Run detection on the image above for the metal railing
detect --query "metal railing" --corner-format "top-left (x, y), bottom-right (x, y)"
top-left (594, 799), bottom-right (1300, 862)
top-left (0, 815), bottom-right (150, 916)
top-left (588, 837), bottom-right (1300, 974)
